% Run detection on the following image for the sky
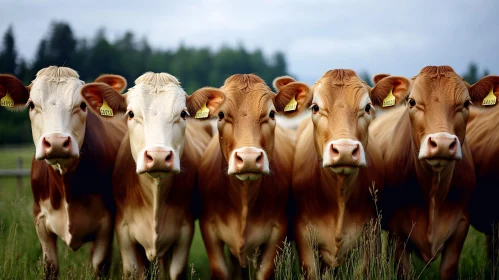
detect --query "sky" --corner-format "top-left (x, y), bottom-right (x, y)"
top-left (1, 0), bottom-right (498, 85)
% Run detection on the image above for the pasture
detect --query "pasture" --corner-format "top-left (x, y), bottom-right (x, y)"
top-left (0, 145), bottom-right (493, 279)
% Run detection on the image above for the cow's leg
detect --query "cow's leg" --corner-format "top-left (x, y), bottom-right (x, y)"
top-left (35, 216), bottom-right (59, 280)
top-left (90, 213), bottom-right (113, 277)
top-left (256, 226), bottom-right (285, 280)
top-left (200, 220), bottom-right (229, 280)
top-left (440, 218), bottom-right (469, 280)
top-left (116, 223), bottom-right (145, 279)
top-left (169, 223), bottom-right (194, 280)
top-left (229, 253), bottom-right (244, 280)
top-left (295, 223), bottom-right (317, 279)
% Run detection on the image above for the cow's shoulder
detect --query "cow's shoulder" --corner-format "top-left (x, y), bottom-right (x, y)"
top-left (292, 119), bottom-right (320, 193)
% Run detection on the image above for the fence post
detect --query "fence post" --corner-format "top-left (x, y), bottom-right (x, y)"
top-left (17, 156), bottom-right (22, 193)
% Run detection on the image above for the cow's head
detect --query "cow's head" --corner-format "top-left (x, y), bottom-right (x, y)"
top-left (305, 69), bottom-right (410, 175)
top-left (0, 66), bottom-right (126, 174)
top-left (82, 72), bottom-right (224, 177)
top-left (404, 66), bottom-right (499, 171)
top-left (217, 74), bottom-right (309, 181)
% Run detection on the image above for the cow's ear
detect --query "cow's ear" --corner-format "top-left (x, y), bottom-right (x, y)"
top-left (94, 74), bottom-right (127, 93)
top-left (275, 82), bottom-right (311, 117)
top-left (370, 76), bottom-right (411, 108)
top-left (273, 76), bottom-right (297, 92)
top-left (80, 82), bottom-right (127, 118)
top-left (187, 87), bottom-right (226, 120)
top-left (469, 76), bottom-right (499, 108)
top-left (0, 75), bottom-right (30, 111)
top-left (373, 73), bottom-right (390, 85)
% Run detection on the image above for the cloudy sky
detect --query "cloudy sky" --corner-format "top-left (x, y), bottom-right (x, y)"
top-left (1, 0), bottom-right (498, 85)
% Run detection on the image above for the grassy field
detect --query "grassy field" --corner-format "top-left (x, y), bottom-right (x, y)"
top-left (0, 145), bottom-right (493, 279)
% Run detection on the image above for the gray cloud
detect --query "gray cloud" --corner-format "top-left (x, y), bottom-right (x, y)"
top-left (0, 0), bottom-right (498, 84)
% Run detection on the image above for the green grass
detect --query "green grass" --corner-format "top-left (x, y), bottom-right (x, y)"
top-left (0, 145), bottom-right (492, 279)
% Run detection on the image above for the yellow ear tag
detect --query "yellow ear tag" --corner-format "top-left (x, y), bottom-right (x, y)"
top-left (482, 89), bottom-right (496, 106)
top-left (284, 96), bottom-right (298, 112)
top-left (195, 102), bottom-right (209, 119)
top-left (1, 93), bottom-right (14, 108)
top-left (382, 88), bottom-right (395, 107)
top-left (100, 100), bottom-right (113, 117)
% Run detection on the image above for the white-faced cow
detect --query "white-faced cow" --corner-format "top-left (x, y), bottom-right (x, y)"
top-left (371, 66), bottom-right (499, 279)
top-left (0, 66), bottom-right (127, 279)
top-left (198, 74), bottom-right (309, 280)
top-left (290, 70), bottom-right (410, 277)
top-left (81, 72), bottom-right (224, 279)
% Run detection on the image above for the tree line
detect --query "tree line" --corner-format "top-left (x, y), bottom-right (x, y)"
top-left (0, 22), bottom-right (290, 144)
top-left (0, 22), bottom-right (492, 145)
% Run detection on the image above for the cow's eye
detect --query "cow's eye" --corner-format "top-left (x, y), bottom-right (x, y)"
top-left (128, 111), bottom-right (134, 119)
top-left (269, 111), bottom-right (275, 120)
top-left (365, 104), bottom-right (371, 114)
top-left (218, 111), bottom-right (224, 121)
top-left (408, 98), bottom-right (416, 107)
top-left (27, 101), bottom-right (35, 110)
top-left (464, 100), bottom-right (471, 109)
top-left (312, 104), bottom-right (319, 113)
top-left (180, 110), bottom-right (188, 120)
top-left (80, 102), bottom-right (87, 111)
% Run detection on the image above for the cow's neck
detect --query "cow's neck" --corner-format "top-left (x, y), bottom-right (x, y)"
top-left (228, 176), bottom-right (261, 238)
top-left (138, 174), bottom-right (174, 226)
top-left (323, 169), bottom-right (359, 254)
top-left (414, 155), bottom-right (455, 245)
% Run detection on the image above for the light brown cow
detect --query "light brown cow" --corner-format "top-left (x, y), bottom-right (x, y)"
top-left (198, 74), bottom-right (309, 280)
top-left (290, 70), bottom-right (410, 277)
top-left (465, 88), bottom-right (499, 274)
top-left (81, 72), bottom-right (223, 279)
top-left (0, 66), bottom-right (127, 279)
top-left (371, 66), bottom-right (499, 279)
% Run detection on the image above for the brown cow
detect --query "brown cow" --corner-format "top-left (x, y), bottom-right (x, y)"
top-left (198, 74), bottom-right (309, 280)
top-left (370, 66), bottom-right (499, 279)
top-left (466, 87), bottom-right (499, 274)
top-left (290, 70), bottom-right (410, 277)
top-left (0, 66), bottom-right (127, 278)
top-left (81, 72), bottom-right (223, 279)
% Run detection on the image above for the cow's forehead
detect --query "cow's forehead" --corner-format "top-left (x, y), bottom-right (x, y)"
top-left (30, 77), bottom-right (84, 106)
top-left (411, 66), bottom-right (469, 101)
top-left (221, 74), bottom-right (275, 115)
top-left (313, 71), bottom-right (369, 108)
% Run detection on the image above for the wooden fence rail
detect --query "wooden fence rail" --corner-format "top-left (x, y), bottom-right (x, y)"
top-left (0, 157), bottom-right (30, 193)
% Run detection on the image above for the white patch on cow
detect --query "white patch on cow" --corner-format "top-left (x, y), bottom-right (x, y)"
top-left (28, 67), bottom-right (86, 173)
top-left (322, 138), bottom-right (366, 171)
top-left (228, 146), bottom-right (269, 180)
top-left (276, 110), bottom-right (309, 130)
top-left (418, 132), bottom-right (462, 160)
top-left (126, 73), bottom-right (187, 175)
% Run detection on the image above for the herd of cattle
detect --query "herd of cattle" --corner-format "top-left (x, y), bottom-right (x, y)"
top-left (0, 65), bottom-right (498, 280)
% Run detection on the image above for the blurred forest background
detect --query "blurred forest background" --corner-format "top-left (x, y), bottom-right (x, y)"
top-left (0, 22), bottom-right (492, 145)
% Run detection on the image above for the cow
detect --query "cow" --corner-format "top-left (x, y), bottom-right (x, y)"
top-left (197, 74), bottom-right (309, 280)
top-left (0, 66), bottom-right (127, 279)
top-left (81, 72), bottom-right (223, 279)
top-left (465, 81), bottom-right (499, 275)
top-left (289, 69), bottom-right (410, 277)
top-left (370, 66), bottom-right (499, 279)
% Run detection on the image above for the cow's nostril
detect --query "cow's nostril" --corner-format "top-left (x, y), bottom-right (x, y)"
top-left (62, 137), bottom-right (70, 148)
top-left (236, 153), bottom-right (243, 163)
top-left (165, 151), bottom-right (172, 162)
top-left (429, 138), bottom-right (438, 148)
top-left (352, 146), bottom-right (359, 156)
top-left (256, 153), bottom-right (263, 163)
top-left (146, 153), bottom-right (153, 162)
top-left (449, 140), bottom-right (456, 150)
top-left (43, 137), bottom-right (51, 148)
top-left (332, 146), bottom-right (339, 155)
